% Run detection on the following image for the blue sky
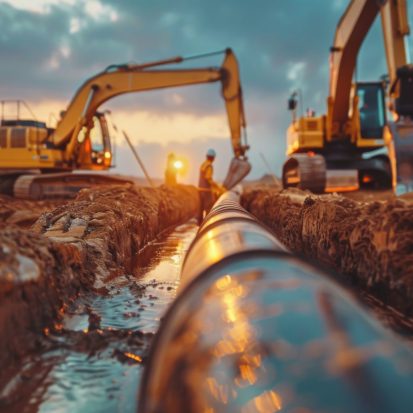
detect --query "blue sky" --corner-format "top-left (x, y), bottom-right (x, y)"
top-left (0, 0), bottom-right (411, 182)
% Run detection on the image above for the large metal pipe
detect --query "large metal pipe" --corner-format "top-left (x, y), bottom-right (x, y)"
top-left (139, 189), bottom-right (413, 413)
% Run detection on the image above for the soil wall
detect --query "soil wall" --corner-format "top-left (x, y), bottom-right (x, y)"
top-left (241, 186), bottom-right (413, 315)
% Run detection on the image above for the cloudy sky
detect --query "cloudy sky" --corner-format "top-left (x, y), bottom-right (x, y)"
top-left (1, 0), bottom-right (412, 183)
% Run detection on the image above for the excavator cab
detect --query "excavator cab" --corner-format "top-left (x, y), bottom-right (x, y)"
top-left (77, 113), bottom-right (112, 170)
top-left (356, 82), bottom-right (386, 140)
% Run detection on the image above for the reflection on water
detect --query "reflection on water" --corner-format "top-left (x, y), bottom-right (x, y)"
top-left (0, 221), bottom-right (197, 413)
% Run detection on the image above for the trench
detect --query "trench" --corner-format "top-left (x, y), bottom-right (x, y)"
top-left (2, 191), bottom-right (413, 412)
top-left (0, 221), bottom-right (198, 413)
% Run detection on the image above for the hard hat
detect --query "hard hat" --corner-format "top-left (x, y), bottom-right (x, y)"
top-left (206, 148), bottom-right (216, 158)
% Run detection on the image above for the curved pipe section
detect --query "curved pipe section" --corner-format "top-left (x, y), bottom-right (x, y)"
top-left (139, 189), bottom-right (413, 413)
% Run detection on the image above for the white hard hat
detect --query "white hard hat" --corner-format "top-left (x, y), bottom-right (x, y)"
top-left (207, 148), bottom-right (216, 157)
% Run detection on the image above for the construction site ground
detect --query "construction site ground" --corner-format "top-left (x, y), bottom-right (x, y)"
top-left (1, 181), bottom-right (413, 412)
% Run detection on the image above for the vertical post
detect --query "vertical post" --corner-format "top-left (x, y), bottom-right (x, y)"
top-left (122, 130), bottom-right (155, 188)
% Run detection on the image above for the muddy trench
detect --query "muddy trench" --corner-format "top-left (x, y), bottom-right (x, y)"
top-left (0, 183), bottom-right (199, 412)
top-left (0, 221), bottom-right (197, 412)
top-left (3, 182), bottom-right (413, 411)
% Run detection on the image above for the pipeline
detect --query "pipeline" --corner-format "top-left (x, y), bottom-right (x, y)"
top-left (139, 188), bottom-right (413, 413)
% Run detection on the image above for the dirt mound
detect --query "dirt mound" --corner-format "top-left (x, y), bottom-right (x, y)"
top-left (0, 195), bottom-right (63, 228)
top-left (241, 186), bottom-right (413, 315)
top-left (33, 184), bottom-right (198, 283)
top-left (0, 184), bottom-right (199, 372)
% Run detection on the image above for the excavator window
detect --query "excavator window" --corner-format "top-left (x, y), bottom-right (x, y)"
top-left (90, 117), bottom-right (104, 151)
top-left (88, 114), bottom-right (112, 166)
top-left (89, 116), bottom-right (105, 165)
top-left (357, 82), bottom-right (386, 139)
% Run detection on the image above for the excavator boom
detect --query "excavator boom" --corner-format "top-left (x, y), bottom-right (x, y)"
top-left (53, 48), bottom-right (247, 160)
top-left (0, 48), bottom-right (250, 198)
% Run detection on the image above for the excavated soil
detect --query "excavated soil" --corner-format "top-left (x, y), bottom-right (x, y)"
top-left (0, 195), bottom-right (64, 228)
top-left (241, 185), bottom-right (413, 318)
top-left (0, 184), bottom-right (199, 378)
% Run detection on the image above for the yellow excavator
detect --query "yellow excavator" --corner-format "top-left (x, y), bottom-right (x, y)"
top-left (284, 0), bottom-right (413, 193)
top-left (0, 48), bottom-right (249, 199)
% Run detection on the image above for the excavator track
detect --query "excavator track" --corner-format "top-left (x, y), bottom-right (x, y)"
top-left (13, 173), bottom-right (134, 200)
top-left (282, 153), bottom-right (327, 193)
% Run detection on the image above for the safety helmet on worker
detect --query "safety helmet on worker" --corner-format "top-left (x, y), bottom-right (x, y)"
top-left (206, 148), bottom-right (216, 158)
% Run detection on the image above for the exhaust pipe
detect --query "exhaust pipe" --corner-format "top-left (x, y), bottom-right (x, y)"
top-left (139, 189), bottom-right (413, 413)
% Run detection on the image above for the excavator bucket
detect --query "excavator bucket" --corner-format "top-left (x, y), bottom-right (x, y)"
top-left (222, 157), bottom-right (251, 190)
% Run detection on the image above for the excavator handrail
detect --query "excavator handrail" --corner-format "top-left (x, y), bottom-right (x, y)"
top-left (51, 48), bottom-right (248, 159)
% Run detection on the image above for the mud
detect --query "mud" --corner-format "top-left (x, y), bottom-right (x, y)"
top-left (241, 186), bottom-right (413, 317)
top-left (0, 222), bottom-right (197, 413)
top-left (0, 195), bottom-right (63, 228)
top-left (0, 184), bottom-right (199, 377)
top-left (33, 184), bottom-right (199, 282)
top-left (0, 228), bottom-right (89, 373)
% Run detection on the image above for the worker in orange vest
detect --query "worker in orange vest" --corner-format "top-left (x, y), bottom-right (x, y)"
top-left (198, 148), bottom-right (222, 224)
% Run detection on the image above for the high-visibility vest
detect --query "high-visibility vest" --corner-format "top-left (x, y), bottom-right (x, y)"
top-left (198, 159), bottom-right (213, 188)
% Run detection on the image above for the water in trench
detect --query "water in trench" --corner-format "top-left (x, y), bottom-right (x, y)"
top-left (0, 221), bottom-right (198, 413)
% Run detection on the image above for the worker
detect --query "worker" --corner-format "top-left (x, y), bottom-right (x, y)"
top-left (198, 148), bottom-right (222, 225)
top-left (165, 152), bottom-right (178, 186)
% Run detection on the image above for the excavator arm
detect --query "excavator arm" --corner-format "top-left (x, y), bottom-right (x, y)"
top-left (380, 0), bottom-right (413, 187)
top-left (51, 48), bottom-right (248, 162)
top-left (328, 0), bottom-right (381, 138)
top-left (380, 0), bottom-right (413, 119)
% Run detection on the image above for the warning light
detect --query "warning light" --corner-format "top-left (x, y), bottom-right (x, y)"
top-left (174, 160), bottom-right (183, 170)
top-left (104, 151), bottom-right (112, 159)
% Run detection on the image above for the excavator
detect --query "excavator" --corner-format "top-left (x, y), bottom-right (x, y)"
top-left (283, 0), bottom-right (413, 193)
top-left (0, 48), bottom-right (250, 199)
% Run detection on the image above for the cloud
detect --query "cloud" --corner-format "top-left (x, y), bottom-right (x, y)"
top-left (0, 0), bottom-right (408, 179)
